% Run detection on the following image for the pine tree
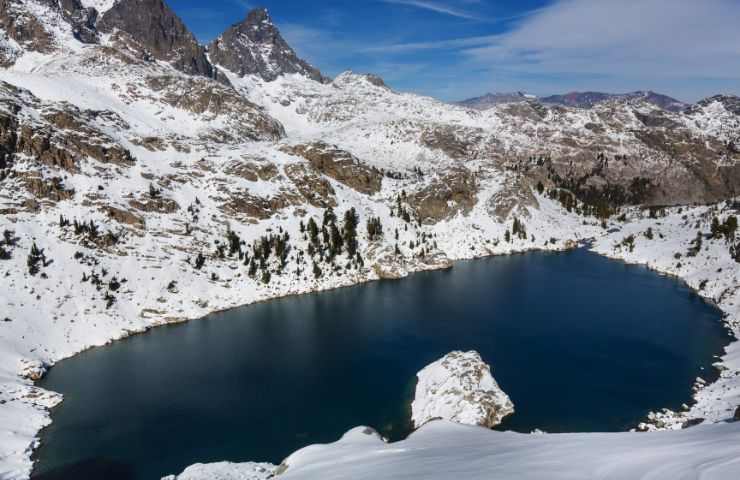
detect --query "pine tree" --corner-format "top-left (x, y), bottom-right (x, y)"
top-left (724, 216), bottom-right (738, 242)
top-left (194, 252), bottom-right (206, 270)
top-left (27, 242), bottom-right (45, 276)
top-left (711, 217), bottom-right (722, 239)
top-left (343, 208), bottom-right (359, 256)
top-left (323, 207), bottom-right (336, 227)
top-left (330, 223), bottom-right (343, 256)
top-left (226, 229), bottom-right (241, 257)
top-left (3, 229), bottom-right (15, 246)
top-left (248, 258), bottom-right (257, 277)
top-left (149, 183), bottom-right (161, 198)
top-left (367, 217), bottom-right (383, 241)
top-left (312, 261), bottom-right (322, 279)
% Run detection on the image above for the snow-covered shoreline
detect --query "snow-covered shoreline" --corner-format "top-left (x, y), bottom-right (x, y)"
top-left (2, 201), bottom-right (738, 480)
top-left (18, 207), bottom-right (740, 480)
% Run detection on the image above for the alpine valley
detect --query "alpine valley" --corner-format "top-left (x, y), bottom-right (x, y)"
top-left (1, 1), bottom-right (740, 479)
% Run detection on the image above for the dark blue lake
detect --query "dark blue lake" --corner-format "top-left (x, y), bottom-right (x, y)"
top-left (33, 249), bottom-right (732, 480)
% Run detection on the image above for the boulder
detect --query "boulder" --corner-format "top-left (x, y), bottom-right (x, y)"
top-left (411, 350), bottom-right (514, 429)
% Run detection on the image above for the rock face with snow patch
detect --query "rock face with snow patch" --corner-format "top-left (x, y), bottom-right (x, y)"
top-left (98, 0), bottom-right (219, 80)
top-left (411, 351), bottom-right (514, 428)
top-left (208, 8), bottom-right (325, 83)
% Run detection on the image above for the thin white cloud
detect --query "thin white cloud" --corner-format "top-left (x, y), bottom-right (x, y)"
top-left (366, 0), bottom-right (740, 100)
top-left (465, 0), bottom-right (740, 80)
top-left (230, 0), bottom-right (253, 11)
top-left (361, 34), bottom-right (499, 54)
top-left (381, 0), bottom-right (482, 20)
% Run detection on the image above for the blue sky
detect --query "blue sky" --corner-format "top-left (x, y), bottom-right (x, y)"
top-left (170, 0), bottom-right (740, 102)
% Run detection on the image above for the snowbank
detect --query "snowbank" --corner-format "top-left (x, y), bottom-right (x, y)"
top-left (162, 461), bottom-right (276, 480)
top-left (274, 421), bottom-right (740, 480)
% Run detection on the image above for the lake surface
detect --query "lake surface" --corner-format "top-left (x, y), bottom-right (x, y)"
top-left (33, 249), bottom-right (732, 480)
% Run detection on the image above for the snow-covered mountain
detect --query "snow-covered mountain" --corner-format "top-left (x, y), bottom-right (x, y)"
top-left (455, 91), bottom-right (537, 110)
top-left (541, 90), bottom-right (689, 112)
top-left (208, 7), bottom-right (326, 83)
top-left (0, 1), bottom-right (739, 479)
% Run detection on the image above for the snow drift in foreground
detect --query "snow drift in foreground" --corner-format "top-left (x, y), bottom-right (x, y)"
top-left (411, 350), bottom-right (514, 428)
top-left (164, 421), bottom-right (740, 480)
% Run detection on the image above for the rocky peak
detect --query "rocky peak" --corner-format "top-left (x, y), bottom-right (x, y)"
top-left (332, 71), bottom-right (389, 90)
top-left (98, 0), bottom-right (222, 82)
top-left (208, 7), bottom-right (326, 83)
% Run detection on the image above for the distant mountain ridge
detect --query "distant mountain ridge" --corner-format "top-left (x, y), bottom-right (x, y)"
top-left (540, 90), bottom-right (688, 112)
top-left (455, 92), bottom-right (536, 110)
top-left (457, 90), bottom-right (689, 112)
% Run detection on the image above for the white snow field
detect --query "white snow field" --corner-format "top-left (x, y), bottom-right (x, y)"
top-left (166, 421), bottom-right (740, 480)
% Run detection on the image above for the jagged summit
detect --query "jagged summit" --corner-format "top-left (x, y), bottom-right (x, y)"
top-left (0, 0), bottom-right (224, 81)
top-left (98, 0), bottom-right (221, 81)
top-left (208, 7), bottom-right (327, 83)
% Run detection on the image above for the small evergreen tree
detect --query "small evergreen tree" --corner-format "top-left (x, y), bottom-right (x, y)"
top-left (27, 242), bottom-right (45, 276)
top-left (194, 252), bottom-right (206, 270)
top-left (367, 217), bottom-right (383, 241)
top-left (248, 258), bottom-right (258, 277)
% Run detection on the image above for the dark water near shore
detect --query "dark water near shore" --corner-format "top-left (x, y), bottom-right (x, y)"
top-left (33, 249), bottom-right (732, 480)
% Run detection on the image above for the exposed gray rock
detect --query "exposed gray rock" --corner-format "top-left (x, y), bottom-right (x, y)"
top-left (208, 7), bottom-right (326, 83)
top-left (99, 0), bottom-right (222, 82)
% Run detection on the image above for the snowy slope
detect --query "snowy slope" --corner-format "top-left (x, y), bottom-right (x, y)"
top-left (165, 421), bottom-right (740, 480)
top-left (280, 421), bottom-right (740, 480)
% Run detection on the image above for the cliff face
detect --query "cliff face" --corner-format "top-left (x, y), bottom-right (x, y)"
top-left (208, 8), bottom-right (326, 82)
top-left (98, 0), bottom-right (220, 81)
